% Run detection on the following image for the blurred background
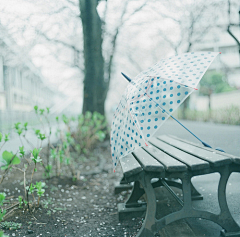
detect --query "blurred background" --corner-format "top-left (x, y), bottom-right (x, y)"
top-left (0, 0), bottom-right (239, 134)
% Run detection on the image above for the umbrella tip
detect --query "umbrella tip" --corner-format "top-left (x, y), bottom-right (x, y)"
top-left (121, 72), bottom-right (132, 82)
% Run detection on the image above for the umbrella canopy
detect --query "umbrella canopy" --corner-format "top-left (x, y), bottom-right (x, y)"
top-left (111, 51), bottom-right (220, 171)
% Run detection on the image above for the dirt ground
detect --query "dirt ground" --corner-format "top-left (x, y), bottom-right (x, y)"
top-left (0, 141), bottom-right (144, 237)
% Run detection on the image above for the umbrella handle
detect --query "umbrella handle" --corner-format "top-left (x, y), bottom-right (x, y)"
top-left (121, 72), bottom-right (131, 82)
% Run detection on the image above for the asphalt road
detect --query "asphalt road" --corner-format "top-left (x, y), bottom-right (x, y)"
top-left (155, 118), bottom-right (240, 156)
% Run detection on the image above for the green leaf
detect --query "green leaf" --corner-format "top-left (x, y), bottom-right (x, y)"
top-left (50, 149), bottom-right (57, 159)
top-left (30, 148), bottom-right (42, 163)
top-left (46, 107), bottom-right (50, 114)
top-left (0, 230), bottom-right (9, 237)
top-left (0, 133), bottom-right (2, 142)
top-left (39, 109), bottom-right (45, 115)
top-left (38, 133), bottom-right (46, 141)
top-left (19, 146), bottom-right (25, 156)
top-left (96, 131), bottom-right (106, 142)
top-left (26, 183), bottom-right (34, 194)
top-left (0, 151), bottom-right (20, 167)
top-left (24, 122), bottom-right (28, 131)
top-left (34, 182), bottom-right (46, 197)
top-left (34, 105), bottom-right (38, 113)
top-left (0, 193), bottom-right (6, 205)
top-left (4, 134), bottom-right (9, 142)
top-left (17, 128), bottom-right (23, 136)
top-left (14, 122), bottom-right (21, 130)
top-left (0, 210), bottom-right (6, 222)
top-left (62, 114), bottom-right (69, 124)
top-left (85, 111), bottom-right (92, 119)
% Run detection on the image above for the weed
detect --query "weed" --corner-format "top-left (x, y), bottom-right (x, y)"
top-left (0, 193), bottom-right (6, 221)
top-left (0, 221), bottom-right (22, 230)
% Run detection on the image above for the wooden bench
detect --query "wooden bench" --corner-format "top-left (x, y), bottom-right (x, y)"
top-left (116, 135), bottom-right (240, 237)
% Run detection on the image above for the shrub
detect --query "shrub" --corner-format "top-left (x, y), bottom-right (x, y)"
top-left (177, 106), bottom-right (240, 125)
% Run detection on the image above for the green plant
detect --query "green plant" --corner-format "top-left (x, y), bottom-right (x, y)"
top-left (34, 182), bottom-right (45, 206)
top-left (42, 198), bottom-right (53, 208)
top-left (0, 221), bottom-right (22, 230)
top-left (177, 106), bottom-right (240, 125)
top-left (0, 231), bottom-right (8, 237)
top-left (73, 111), bottom-right (108, 154)
top-left (31, 148), bottom-right (42, 165)
top-left (18, 196), bottom-right (23, 209)
top-left (0, 193), bottom-right (6, 221)
top-left (0, 151), bottom-right (20, 170)
top-left (33, 106), bottom-right (53, 178)
top-left (0, 152), bottom-right (20, 185)
top-left (0, 133), bottom-right (9, 154)
top-left (4, 134), bottom-right (9, 143)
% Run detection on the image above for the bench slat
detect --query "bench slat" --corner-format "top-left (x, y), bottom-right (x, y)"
top-left (120, 154), bottom-right (142, 177)
top-left (150, 137), bottom-right (210, 171)
top-left (158, 135), bottom-right (232, 167)
top-left (144, 145), bottom-right (187, 172)
top-left (168, 135), bottom-right (240, 165)
top-left (133, 149), bottom-right (165, 172)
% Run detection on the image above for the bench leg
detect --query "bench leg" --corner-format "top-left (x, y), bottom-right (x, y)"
top-left (117, 178), bottom-right (164, 221)
top-left (125, 181), bottom-right (146, 207)
top-left (153, 167), bottom-right (240, 236)
top-left (114, 176), bottom-right (133, 194)
top-left (190, 181), bottom-right (203, 200)
top-left (218, 167), bottom-right (240, 236)
top-left (136, 174), bottom-right (157, 237)
top-left (118, 181), bottom-right (147, 221)
top-left (164, 178), bottom-right (203, 200)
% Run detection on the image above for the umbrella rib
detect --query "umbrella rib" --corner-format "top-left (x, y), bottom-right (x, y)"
top-left (145, 93), bottom-right (212, 148)
top-left (145, 76), bottom-right (198, 90)
top-left (128, 79), bottom-right (154, 103)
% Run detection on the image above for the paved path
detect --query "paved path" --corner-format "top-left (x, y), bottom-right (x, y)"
top-left (155, 119), bottom-right (240, 156)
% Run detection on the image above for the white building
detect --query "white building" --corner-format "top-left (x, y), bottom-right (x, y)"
top-left (0, 24), bottom-right (56, 112)
top-left (191, 10), bottom-right (240, 111)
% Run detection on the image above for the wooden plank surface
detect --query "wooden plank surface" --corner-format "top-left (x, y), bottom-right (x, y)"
top-left (150, 137), bottom-right (210, 171)
top-left (119, 154), bottom-right (142, 177)
top-left (158, 135), bottom-right (232, 167)
top-left (168, 135), bottom-right (240, 165)
top-left (144, 145), bottom-right (187, 172)
top-left (133, 148), bottom-right (165, 173)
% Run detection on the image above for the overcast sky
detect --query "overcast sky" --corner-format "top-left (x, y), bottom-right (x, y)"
top-left (0, 0), bottom-right (239, 112)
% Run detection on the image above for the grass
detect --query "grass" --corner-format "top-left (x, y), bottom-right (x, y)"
top-left (177, 106), bottom-right (240, 125)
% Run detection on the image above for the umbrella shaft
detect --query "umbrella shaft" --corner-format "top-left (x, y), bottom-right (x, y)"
top-left (169, 115), bottom-right (212, 148)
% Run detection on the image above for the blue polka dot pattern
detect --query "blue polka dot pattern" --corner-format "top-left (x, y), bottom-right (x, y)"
top-left (111, 51), bottom-right (219, 171)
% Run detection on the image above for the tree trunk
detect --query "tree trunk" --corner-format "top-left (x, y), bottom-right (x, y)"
top-left (79, 0), bottom-right (107, 115)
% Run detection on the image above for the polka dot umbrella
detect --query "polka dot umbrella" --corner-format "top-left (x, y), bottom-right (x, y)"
top-left (111, 51), bottom-right (220, 171)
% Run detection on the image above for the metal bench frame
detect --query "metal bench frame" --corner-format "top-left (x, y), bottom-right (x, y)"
top-left (116, 135), bottom-right (240, 237)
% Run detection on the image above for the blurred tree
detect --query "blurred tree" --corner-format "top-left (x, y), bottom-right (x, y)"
top-left (0, 0), bottom-right (147, 115)
top-left (79, 0), bottom-right (105, 114)
top-left (226, 0), bottom-right (240, 65)
top-left (78, 0), bottom-right (147, 114)
top-left (199, 71), bottom-right (236, 109)
top-left (149, 0), bottom-right (224, 118)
